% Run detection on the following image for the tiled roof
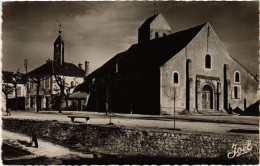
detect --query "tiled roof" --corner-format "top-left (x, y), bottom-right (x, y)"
top-left (2, 71), bottom-right (26, 84)
top-left (27, 61), bottom-right (85, 78)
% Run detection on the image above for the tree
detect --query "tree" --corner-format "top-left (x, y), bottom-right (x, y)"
top-left (2, 84), bottom-right (14, 111)
top-left (53, 75), bottom-right (78, 113)
top-left (167, 87), bottom-right (181, 129)
top-left (64, 80), bottom-right (78, 110)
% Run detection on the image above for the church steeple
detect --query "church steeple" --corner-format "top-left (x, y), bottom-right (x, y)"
top-left (54, 24), bottom-right (64, 65)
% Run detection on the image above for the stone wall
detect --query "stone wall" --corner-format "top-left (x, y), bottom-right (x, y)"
top-left (3, 118), bottom-right (259, 162)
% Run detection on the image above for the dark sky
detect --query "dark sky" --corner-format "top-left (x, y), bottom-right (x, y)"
top-left (2, 1), bottom-right (259, 75)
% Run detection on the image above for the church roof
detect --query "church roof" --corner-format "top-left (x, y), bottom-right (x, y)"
top-left (138, 13), bottom-right (159, 30)
top-left (84, 51), bottom-right (125, 82)
top-left (54, 35), bottom-right (64, 45)
top-left (82, 22), bottom-right (206, 86)
top-left (27, 61), bottom-right (85, 78)
top-left (119, 23), bottom-right (207, 73)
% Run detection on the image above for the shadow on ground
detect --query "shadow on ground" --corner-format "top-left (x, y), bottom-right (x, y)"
top-left (227, 129), bottom-right (259, 134)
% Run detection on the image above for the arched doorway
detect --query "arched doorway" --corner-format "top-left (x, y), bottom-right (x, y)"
top-left (202, 85), bottom-right (214, 110)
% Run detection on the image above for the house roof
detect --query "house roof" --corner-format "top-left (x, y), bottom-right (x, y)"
top-left (119, 23), bottom-right (206, 73)
top-left (27, 61), bottom-right (85, 78)
top-left (138, 13), bottom-right (159, 30)
top-left (2, 71), bottom-right (26, 84)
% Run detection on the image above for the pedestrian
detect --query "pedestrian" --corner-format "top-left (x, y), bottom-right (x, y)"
top-left (6, 108), bottom-right (11, 116)
top-left (29, 121), bottom-right (39, 148)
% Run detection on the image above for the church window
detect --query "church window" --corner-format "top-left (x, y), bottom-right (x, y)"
top-left (205, 54), bottom-right (211, 69)
top-left (173, 72), bottom-right (179, 84)
top-left (234, 71), bottom-right (240, 83)
top-left (155, 32), bottom-right (159, 39)
top-left (116, 63), bottom-right (119, 73)
top-left (233, 85), bottom-right (240, 99)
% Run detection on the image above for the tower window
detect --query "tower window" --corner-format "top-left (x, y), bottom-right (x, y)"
top-left (235, 71), bottom-right (240, 83)
top-left (205, 54), bottom-right (211, 69)
top-left (155, 32), bottom-right (159, 39)
top-left (173, 72), bottom-right (179, 84)
top-left (163, 33), bottom-right (166, 37)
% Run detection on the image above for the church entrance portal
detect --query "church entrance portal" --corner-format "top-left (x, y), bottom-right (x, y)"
top-left (202, 85), bottom-right (213, 110)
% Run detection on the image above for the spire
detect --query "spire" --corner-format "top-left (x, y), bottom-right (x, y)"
top-left (54, 24), bottom-right (64, 65)
top-left (59, 24), bottom-right (62, 34)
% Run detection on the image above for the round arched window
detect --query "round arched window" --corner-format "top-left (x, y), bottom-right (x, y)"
top-left (235, 71), bottom-right (240, 83)
top-left (173, 72), bottom-right (179, 84)
top-left (205, 54), bottom-right (211, 69)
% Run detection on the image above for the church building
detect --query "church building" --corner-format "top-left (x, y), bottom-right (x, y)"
top-left (80, 13), bottom-right (258, 115)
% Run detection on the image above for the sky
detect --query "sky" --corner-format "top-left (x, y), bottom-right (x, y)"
top-left (2, 1), bottom-right (259, 75)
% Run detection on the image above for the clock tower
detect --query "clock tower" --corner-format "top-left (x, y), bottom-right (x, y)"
top-left (54, 24), bottom-right (64, 65)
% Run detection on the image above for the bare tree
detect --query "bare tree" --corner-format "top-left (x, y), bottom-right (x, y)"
top-left (167, 87), bottom-right (181, 129)
top-left (64, 80), bottom-right (78, 110)
top-left (53, 75), bottom-right (78, 113)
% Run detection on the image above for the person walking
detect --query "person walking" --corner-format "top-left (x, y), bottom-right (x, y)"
top-left (29, 121), bottom-right (39, 148)
top-left (6, 108), bottom-right (11, 116)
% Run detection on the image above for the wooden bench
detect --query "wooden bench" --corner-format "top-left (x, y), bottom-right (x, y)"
top-left (67, 116), bottom-right (90, 123)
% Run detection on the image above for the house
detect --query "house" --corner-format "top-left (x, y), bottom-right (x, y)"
top-left (76, 13), bottom-right (259, 115)
top-left (2, 70), bottom-right (27, 110)
top-left (26, 27), bottom-right (88, 111)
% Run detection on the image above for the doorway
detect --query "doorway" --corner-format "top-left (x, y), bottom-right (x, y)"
top-left (202, 85), bottom-right (214, 110)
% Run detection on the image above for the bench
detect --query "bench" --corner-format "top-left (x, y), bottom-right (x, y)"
top-left (67, 116), bottom-right (90, 123)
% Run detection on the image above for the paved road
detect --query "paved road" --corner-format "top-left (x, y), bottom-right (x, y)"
top-left (3, 110), bottom-right (259, 134)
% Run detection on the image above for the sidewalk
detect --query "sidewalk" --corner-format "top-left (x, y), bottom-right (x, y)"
top-left (15, 110), bottom-right (259, 125)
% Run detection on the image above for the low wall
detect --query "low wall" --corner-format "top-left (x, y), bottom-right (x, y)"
top-left (2, 118), bottom-right (259, 162)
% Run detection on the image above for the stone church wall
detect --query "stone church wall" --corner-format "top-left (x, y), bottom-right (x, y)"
top-left (160, 49), bottom-right (187, 114)
top-left (227, 56), bottom-right (258, 110)
top-left (160, 23), bottom-right (258, 114)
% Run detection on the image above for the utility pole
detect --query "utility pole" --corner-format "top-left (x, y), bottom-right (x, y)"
top-left (24, 59), bottom-right (28, 74)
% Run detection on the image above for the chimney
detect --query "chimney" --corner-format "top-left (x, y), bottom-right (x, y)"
top-left (85, 61), bottom-right (89, 75)
top-left (78, 63), bottom-right (82, 69)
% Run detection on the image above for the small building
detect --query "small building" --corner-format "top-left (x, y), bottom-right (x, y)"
top-left (2, 71), bottom-right (27, 110)
top-left (26, 27), bottom-right (88, 111)
top-left (82, 13), bottom-right (259, 115)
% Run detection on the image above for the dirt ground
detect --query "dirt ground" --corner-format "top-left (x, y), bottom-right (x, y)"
top-left (2, 130), bottom-right (93, 165)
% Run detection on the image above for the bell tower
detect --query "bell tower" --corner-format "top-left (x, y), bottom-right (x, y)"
top-left (54, 24), bottom-right (64, 65)
top-left (138, 13), bottom-right (172, 43)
